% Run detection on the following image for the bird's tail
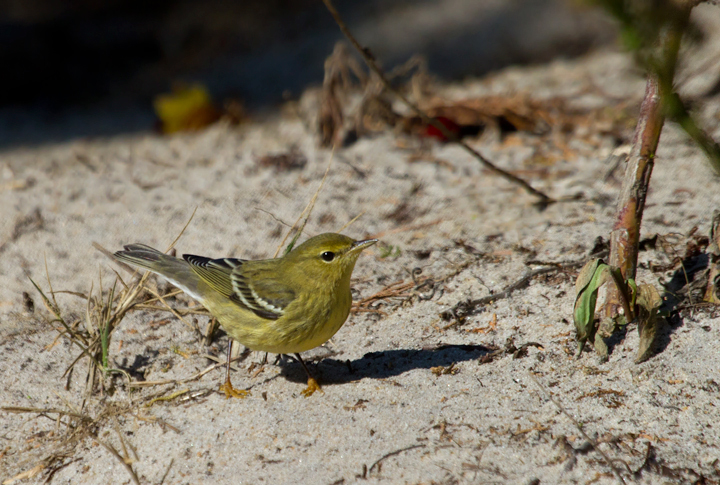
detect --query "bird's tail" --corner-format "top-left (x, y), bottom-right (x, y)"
top-left (114, 244), bottom-right (203, 300)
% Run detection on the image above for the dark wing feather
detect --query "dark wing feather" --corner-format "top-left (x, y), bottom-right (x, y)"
top-left (183, 254), bottom-right (244, 298)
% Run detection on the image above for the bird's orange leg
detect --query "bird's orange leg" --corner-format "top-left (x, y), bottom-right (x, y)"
top-left (219, 341), bottom-right (249, 399)
top-left (295, 353), bottom-right (323, 397)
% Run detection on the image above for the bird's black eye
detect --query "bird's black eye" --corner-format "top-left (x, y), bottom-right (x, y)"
top-left (321, 251), bottom-right (335, 262)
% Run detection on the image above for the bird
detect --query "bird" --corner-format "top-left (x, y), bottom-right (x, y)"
top-left (114, 233), bottom-right (377, 397)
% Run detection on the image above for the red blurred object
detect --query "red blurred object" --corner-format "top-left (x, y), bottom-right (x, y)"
top-left (423, 116), bottom-right (461, 141)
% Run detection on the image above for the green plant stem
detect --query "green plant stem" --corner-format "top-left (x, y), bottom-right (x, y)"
top-left (603, 9), bottom-right (689, 319)
top-left (666, 92), bottom-right (720, 174)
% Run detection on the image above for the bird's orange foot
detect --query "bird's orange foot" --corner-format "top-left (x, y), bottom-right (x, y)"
top-left (301, 377), bottom-right (323, 397)
top-left (219, 379), bottom-right (250, 399)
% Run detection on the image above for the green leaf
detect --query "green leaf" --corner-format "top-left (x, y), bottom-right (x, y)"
top-left (573, 259), bottom-right (610, 355)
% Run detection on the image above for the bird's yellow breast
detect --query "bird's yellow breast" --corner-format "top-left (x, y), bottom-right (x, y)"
top-left (199, 278), bottom-right (353, 354)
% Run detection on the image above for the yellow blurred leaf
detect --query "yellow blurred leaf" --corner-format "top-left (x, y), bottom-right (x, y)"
top-left (153, 85), bottom-right (220, 134)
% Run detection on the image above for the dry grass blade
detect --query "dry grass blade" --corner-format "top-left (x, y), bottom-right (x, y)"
top-left (166, 206), bottom-right (198, 252)
top-left (132, 303), bottom-right (209, 317)
top-left (27, 275), bottom-right (62, 324)
top-left (93, 242), bottom-right (134, 274)
top-left (352, 271), bottom-right (437, 315)
top-left (127, 351), bottom-right (252, 392)
top-left (12, 203), bottom-right (206, 483)
top-left (145, 389), bottom-right (191, 407)
top-left (352, 280), bottom-right (416, 313)
top-left (2, 404), bottom-right (127, 484)
top-left (43, 253), bottom-right (61, 315)
top-left (113, 416), bottom-right (139, 462)
top-left (133, 413), bottom-right (182, 434)
top-left (3, 463), bottom-right (45, 484)
top-left (336, 211), bottom-right (365, 234)
top-left (110, 272), bottom-right (151, 325)
top-left (99, 279), bottom-right (117, 369)
top-left (27, 275), bottom-right (99, 374)
top-left (91, 434), bottom-right (141, 485)
top-left (84, 281), bottom-right (98, 338)
top-left (1, 406), bottom-right (89, 421)
top-left (137, 288), bottom-right (183, 302)
top-left (274, 152), bottom-right (334, 257)
top-left (51, 290), bottom-right (89, 299)
top-left (127, 360), bottom-right (237, 388)
top-left (72, 208), bottom-right (199, 395)
top-left (144, 286), bottom-right (196, 330)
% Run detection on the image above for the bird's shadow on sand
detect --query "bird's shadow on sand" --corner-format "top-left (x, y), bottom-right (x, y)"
top-left (276, 344), bottom-right (493, 386)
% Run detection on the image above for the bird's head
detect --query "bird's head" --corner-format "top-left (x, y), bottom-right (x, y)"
top-left (284, 233), bottom-right (377, 282)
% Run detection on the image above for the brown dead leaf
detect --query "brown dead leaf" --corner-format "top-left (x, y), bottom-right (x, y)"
top-left (343, 399), bottom-right (368, 411)
top-left (402, 94), bottom-right (635, 146)
top-left (318, 43), bottom-right (367, 147)
top-left (383, 201), bottom-right (427, 225)
top-left (257, 148), bottom-right (307, 172)
top-left (431, 363), bottom-right (459, 376)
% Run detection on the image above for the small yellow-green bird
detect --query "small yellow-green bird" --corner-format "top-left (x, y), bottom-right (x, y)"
top-left (114, 233), bottom-right (376, 397)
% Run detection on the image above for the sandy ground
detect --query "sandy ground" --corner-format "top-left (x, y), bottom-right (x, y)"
top-left (2, 7), bottom-right (720, 485)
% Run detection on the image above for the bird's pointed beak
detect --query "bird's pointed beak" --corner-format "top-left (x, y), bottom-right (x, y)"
top-left (350, 238), bottom-right (378, 253)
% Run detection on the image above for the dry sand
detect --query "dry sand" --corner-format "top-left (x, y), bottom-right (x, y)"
top-left (2, 8), bottom-right (720, 485)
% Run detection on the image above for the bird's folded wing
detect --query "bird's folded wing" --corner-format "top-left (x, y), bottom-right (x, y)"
top-left (230, 269), bottom-right (295, 320)
top-left (183, 255), bottom-right (242, 298)
top-left (184, 254), bottom-right (295, 320)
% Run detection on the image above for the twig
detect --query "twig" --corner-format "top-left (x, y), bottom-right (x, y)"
top-left (355, 251), bottom-right (483, 315)
top-left (254, 207), bottom-right (293, 228)
top-left (159, 459), bottom-right (174, 485)
top-left (353, 279), bottom-right (416, 309)
top-left (440, 266), bottom-right (565, 322)
top-left (321, 0), bottom-right (552, 206)
top-left (368, 444), bottom-right (426, 474)
top-left (529, 373), bottom-right (626, 485)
